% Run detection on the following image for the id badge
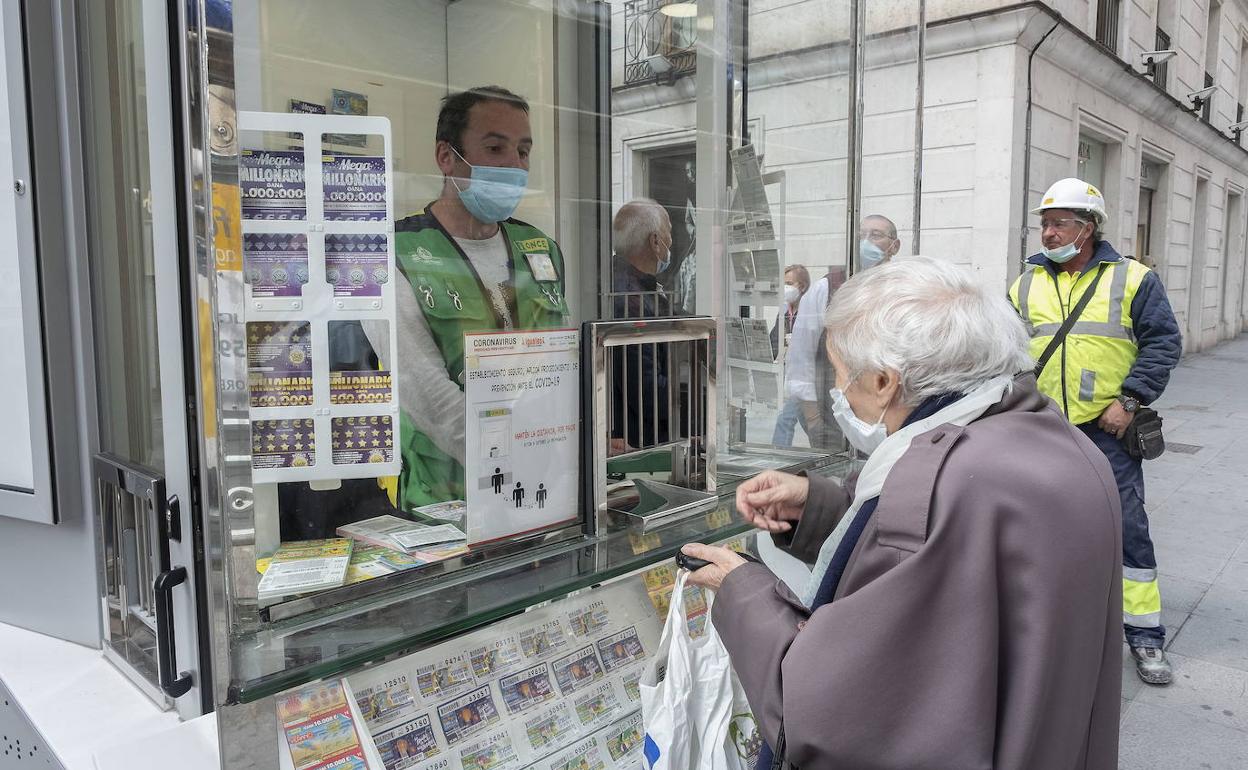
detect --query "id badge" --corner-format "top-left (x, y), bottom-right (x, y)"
top-left (524, 252), bottom-right (559, 282)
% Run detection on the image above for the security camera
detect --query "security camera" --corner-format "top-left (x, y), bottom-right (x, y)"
top-left (1187, 85), bottom-right (1218, 113)
top-left (1139, 50), bottom-right (1177, 79)
top-left (1227, 119), bottom-right (1248, 141)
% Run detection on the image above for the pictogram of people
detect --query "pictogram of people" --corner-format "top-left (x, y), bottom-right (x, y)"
top-left (512, 481), bottom-right (525, 508)
top-left (492, 466), bottom-right (505, 494)
top-left (535, 482), bottom-right (547, 509)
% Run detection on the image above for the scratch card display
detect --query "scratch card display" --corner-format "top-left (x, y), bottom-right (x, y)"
top-left (498, 663), bottom-right (556, 715)
top-left (241, 149), bottom-right (306, 220)
top-left (436, 685), bottom-right (499, 746)
top-left (416, 655), bottom-right (474, 702)
top-left (595, 627), bottom-right (645, 673)
top-left (572, 682), bottom-right (620, 730)
top-left (277, 679), bottom-right (367, 770)
top-left (353, 672), bottom-right (417, 730)
top-left (329, 371), bottom-right (392, 405)
top-left (331, 416), bottom-right (394, 465)
top-left (247, 321), bottom-right (313, 407)
top-left (374, 714), bottom-right (440, 770)
top-left (522, 702), bottom-right (577, 755)
top-left (458, 729), bottom-right (519, 770)
top-left (244, 233), bottom-right (309, 298)
top-left (469, 635), bottom-right (524, 679)
top-left (322, 156), bottom-right (386, 221)
top-left (326, 234), bottom-right (389, 297)
top-left (252, 419), bottom-right (315, 469)
top-left (552, 645), bottom-right (604, 696)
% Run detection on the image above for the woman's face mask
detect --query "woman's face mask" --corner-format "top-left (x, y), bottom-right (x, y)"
top-left (829, 386), bottom-right (890, 455)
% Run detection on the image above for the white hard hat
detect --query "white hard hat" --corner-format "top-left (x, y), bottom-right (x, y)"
top-left (1031, 177), bottom-right (1107, 224)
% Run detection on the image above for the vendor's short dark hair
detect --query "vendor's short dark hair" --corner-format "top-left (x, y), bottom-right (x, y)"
top-left (437, 86), bottom-right (530, 153)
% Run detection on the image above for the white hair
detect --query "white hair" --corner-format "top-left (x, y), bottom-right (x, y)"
top-left (613, 198), bottom-right (666, 259)
top-left (824, 255), bottom-right (1033, 406)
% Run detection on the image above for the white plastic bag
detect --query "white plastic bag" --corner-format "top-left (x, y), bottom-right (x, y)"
top-left (641, 570), bottom-right (757, 770)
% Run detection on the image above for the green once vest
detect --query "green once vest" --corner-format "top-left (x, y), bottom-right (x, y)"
top-left (393, 209), bottom-right (570, 511)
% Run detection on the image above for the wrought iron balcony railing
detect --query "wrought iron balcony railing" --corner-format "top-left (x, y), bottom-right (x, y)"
top-left (622, 0), bottom-right (697, 86)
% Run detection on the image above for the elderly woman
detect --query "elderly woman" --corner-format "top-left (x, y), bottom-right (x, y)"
top-left (683, 256), bottom-right (1122, 769)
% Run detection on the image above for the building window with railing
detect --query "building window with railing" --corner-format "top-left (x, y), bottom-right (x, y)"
top-left (1096, 0), bottom-right (1121, 53)
top-left (1154, 28), bottom-right (1171, 91)
top-left (622, 0), bottom-right (697, 86)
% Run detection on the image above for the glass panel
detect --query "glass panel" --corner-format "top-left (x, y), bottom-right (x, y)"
top-left (79, 0), bottom-right (164, 471)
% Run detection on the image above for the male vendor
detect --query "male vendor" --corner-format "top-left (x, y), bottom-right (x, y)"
top-left (365, 86), bottom-right (569, 511)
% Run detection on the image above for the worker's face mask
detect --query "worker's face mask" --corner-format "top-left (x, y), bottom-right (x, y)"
top-left (783, 284), bottom-right (801, 305)
top-left (1042, 220), bottom-right (1090, 264)
top-left (450, 146), bottom-right (528, 224)
top-left (859, 239), bottom-right (887, 270)
top-left (829, 386), bottom-right (889, 455)
top-left (656, 235), bottom-right (672, 274)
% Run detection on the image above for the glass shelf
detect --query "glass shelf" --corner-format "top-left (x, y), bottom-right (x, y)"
top-left (229, 454), bottom-right (854, 704)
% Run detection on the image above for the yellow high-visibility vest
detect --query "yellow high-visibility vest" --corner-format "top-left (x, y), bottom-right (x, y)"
top-left (1008, 258), bottom-right (1150, 425)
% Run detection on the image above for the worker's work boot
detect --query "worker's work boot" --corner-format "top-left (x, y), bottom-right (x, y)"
top-left (1130, 645), bottom-right (1172, 685)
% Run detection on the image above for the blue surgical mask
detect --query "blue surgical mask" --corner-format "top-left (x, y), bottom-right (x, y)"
top-left (450, 147), bottom-right (528, 224)
top-left (1042, 222), bottom-right (1089, 264)
top-left (859, 239), bottom-right (886, 270)
top-left (657, 247), bottom-right (671, 274)
top-left (829, 387), bottom-right (888, 455)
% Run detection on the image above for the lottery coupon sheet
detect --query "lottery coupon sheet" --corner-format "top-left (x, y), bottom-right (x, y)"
top-left (436, 685), bottom-right (501, 746)
top-left (252, 418), bottom-right (317, 470)
top-left (331, 416), bottom-right (395, 466)
top-left (416, 654), bottom-right (475, 703)
top-left (519, 619), bottom-right (570, 661)
top-left (353, 671), bottom-right (419, 731)
top-left (545, 735), bottom-right (609, 770)
top-left (597, 712), bottom-right (645, 768)
top-left (551, 646), bottom-right (604, 696)
top-left (458, 728), bottom-right (521, 770)
top-left (594, 628), bottom-right (644, 673)
top-left (572, 681), bottom-right (621, 731)
top-left (565, 602), bottom-right (610, 638)
top-left (244, 233), bottom-right (309, 298)
top-left (276, 679), bottom-right (368, 770)
top-left (247, 321), bottom-right (313, 407)
top-left (469, 634), bottom-right (524, 679)
top-left (498, 664), bottom-right (556, 715)
top-left (521, 702), bottom-right (578, 756)
top-left (374, 714), bottom-right (441, 770)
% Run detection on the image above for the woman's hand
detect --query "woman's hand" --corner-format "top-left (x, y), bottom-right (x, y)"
top-left (680, 543), bottom-right (747, 592)
top-left (734, 470), bottom-right (809, 534)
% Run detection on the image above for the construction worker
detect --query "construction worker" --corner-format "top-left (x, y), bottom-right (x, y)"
top-left (1009, 177), bottom-right (1182, 684)
top-left (364, 86), bottom-right (569, 511)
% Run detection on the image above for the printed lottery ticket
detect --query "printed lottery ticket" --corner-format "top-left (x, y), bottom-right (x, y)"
top-left (374, 714), bottom-right (440, 770)
top-left (353, 672), bottom-right (418, 729)
top-left (416, 654), bottom-right (474, 702)
top-left (599, 711), bottom-right (645, 764)
top-left (595, 627), bottom-right (645, 673)
top-left (457, 729), bottom-right (520, 770)
top-left (436, 684), bottom-right (500, 746)
top-left (551, 645), bottom-right (605, 696)
top-left (545, 735), bottom-right (608, 770)
top-left (522, 702), bottom-right (578, 755)
top-left (519, 618), bottom-right (570, 660)
top-left (469, 634), bottom-right (524, 679)
top-left (498, 663), bottom-right (556, 714)
top-left (572, 681), bottom-right (621, 730)
top-left (565, 601), bottom-right (610, 637)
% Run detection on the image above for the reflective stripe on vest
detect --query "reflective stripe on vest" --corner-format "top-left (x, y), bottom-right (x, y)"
top-left (1009, 259), bottom-right (1149, 425)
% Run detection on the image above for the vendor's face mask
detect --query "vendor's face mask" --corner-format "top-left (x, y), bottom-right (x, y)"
top-left (829, 386), bottom-right (889, 455)
top-left (450, 146), bottom-right (528, 224)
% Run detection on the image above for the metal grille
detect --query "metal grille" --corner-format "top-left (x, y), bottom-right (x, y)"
top-left (1095, 0), bottom-right (1120, 53)
top-left (622, 0), bottom-right (697, 86)
top-left (586, 317), bottom-right (717, 530)
top-left (1154, 28), bottom-right (1171, 89)
top-left (1165, 442), bottom-right (1203, 454)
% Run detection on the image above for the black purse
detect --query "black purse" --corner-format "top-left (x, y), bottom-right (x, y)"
top-left (1123, 407), bottom-right (1165, 460)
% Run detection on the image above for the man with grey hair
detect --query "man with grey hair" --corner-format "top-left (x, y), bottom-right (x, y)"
top-left (682, 255), bottom-right (1123, 768)
top-left (609, 199), bottom-right (675, 450)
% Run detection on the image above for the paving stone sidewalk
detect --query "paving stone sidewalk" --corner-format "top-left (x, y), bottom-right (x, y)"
top-left (1118, 335), bottom-right (1248, 769)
